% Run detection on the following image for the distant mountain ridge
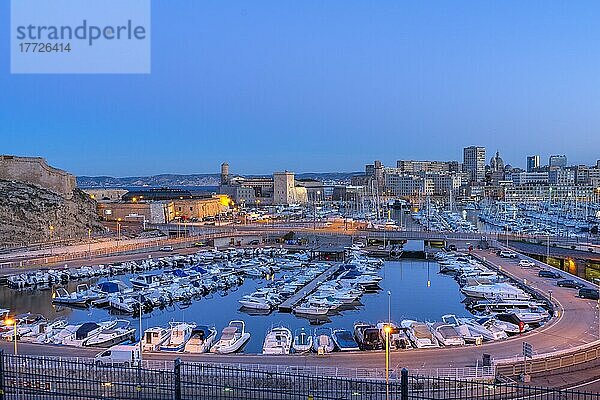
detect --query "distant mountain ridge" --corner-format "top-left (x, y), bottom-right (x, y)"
top-left (77, 172), bottom-right (363, 188)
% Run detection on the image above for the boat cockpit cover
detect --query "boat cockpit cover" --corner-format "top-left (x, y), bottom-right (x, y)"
top-left (98, 281), bottom-right (121, 293)
top-left (76, 322), bottom-right (100, 340)
top-left (221, 326), bottom-right (238, 340)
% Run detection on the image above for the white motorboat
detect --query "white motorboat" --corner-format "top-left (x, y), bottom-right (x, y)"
top-left (131, 274), bottom-right (163, 289)
top-left (142, 327), bottom-right (171, 352)
top-left (238, 296), bottom-right (273, 310)
top-left (375, 322), bottom-right (412, 349)
top-left (427, 322), bottom-right (465, 346)
top-left (292, 328), bottom-right (313, 353)
top-left (160, 322), bottom-right (196, 352)
top-left (52, 284), bottom-right (100, 307)
top-left (31, 319), bottom-right (68, 343)
top-left (478, 317), bottom-right (523, 336)
top-left (401, 320), bottom-right (439, 349)
top-left (210, 320), bottom-right (251, 354)
top-left (504, 307), bottom-right (549, 324)
top-left (2, 313), bottom-right (46, 340)
top-left (293, 302), bottom-right (329, 316)
top-left (441, 315), bottom-right (499, 342)
top-left (109, 295), bottom-right (139, 314)
top-left (61, 320), bottom-right (118, 347)
top-left (468, 299), bottom-right (545, 313)
top-left (262, 326), bottom-right (292, 355)
top-left (184, 325), bottom-right (217, 353)
top-left (84, 320), bottom-right (136, 347)
top-left (461, 283), bottom-right (530, 300)
top-left (312, 327), bottom-right (335, 354)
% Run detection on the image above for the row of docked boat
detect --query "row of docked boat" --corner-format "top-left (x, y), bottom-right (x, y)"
top-left (2, 246), bottom-right (300, 290)
top-left (142, 320), bottom-right (250, 354)
top-left (50, 249), bottom-right (319, 315)
top-left (238, 263), bottom-right (331, 311)
top-left (0, 311), bottom-right (137, 348)
top-left (292, 254), bottom-right (384, 317)
top-left (412, 207), bottom-right (478, 233)
top-left (436, 251), bottom-right (551, 330)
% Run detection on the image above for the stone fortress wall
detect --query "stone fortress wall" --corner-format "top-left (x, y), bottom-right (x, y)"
top-left (0, 155), bottom-right (76, 198)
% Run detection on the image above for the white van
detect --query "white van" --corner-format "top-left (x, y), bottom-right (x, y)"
top-left (95, 345), bottom-right (141, 368)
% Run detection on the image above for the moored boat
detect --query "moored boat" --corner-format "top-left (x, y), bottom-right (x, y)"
top-left (210, 320), bottom-right (251, 354)
top-left (332, 329), bottom-right (360, 351)
top-left (292, 328), bottom-right (313, 353)
top-left (312, 327), bottom-right (335, 353)
top-left (262, 326), bottom-right (292, 355)
top-left (160, 322), bottom-right (196, 352)
top-left (184, 325), bottom-right (217, 353)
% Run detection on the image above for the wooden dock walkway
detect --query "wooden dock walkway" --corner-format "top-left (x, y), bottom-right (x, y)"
top-left (278, 264), bottom-right (340, 312)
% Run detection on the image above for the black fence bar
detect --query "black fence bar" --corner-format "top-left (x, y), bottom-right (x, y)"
top-left (0, 353), bottom-right (598, 400)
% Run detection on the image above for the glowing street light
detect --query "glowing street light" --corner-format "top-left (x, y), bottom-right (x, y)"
top-left (383, 324), bottom-right (392, 400)
top-left (4, 317), bottom-right (18, 355)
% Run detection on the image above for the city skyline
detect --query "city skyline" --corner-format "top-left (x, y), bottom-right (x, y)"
top-left (3, 1), bottom-right (600, 176)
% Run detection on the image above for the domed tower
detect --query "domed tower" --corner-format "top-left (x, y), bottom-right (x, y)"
top-left (490, 151), bottom-right (504, 172)
top-left (220, 162), bottom-right (230, 185)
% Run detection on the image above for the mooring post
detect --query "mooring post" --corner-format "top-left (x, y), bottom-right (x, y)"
top-left (174, 358), bottom-right (181, 400)
top-left (400, 368), bottom-right (408, 400)
top-left (0, 350), bottom-right (4, 400)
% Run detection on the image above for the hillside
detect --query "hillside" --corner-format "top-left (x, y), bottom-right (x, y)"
top-left (77, 172), bottom-right (363, 188)
top-left (0, 180), bottom-right (103, 246)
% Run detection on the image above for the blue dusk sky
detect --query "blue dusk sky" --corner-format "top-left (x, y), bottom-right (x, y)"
top-left (1, 1), bottom-right (600, 177)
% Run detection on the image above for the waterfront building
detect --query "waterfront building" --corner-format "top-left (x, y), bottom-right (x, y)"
top-left (508, 172), bottom-right (549, 185)
top-left (463, 146), bottom-right (486, 182)
top-left (385, 174), bottom-right (433, 199)
top-left (273, 171), bottom-right (308, 205)
top-left (504, 184), bottom-right (595, 204)
top-left (84, 189), bottom-right (128, 202)
top-left (425, 172), bottom-right (462, 196)
top-left (218, 163), bottom-right (309, 205)
top-left (395, 160), bottom-right (451, 173)
top-left (548, 169), bottom-right (575, 185)
top-left (96, 195), bottom-right (228, 223)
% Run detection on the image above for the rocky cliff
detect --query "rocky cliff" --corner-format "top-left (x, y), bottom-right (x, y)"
top-left (0, 179), bottom-right (103, 246)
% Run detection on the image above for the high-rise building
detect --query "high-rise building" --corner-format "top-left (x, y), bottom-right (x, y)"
top-left (549, 155), bottom-right (567, 168)
top-left (463, 146), bottom-right (486, 182)
top-left (526, 155), bottom-right (540, 173)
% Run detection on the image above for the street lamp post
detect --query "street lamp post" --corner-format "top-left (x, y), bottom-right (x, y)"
top-left (117, 219), bottom-right (122, 245)
top-left (383, 324), bottom-right (392, 400)
top-left (49, 225), bottom-right (54, 256)
top-left (387, 290), bottom-right (391, 324)
top-left (4, 317), bottom-right (17, 355)
top-left (88, 228), bottom-right (92, 259)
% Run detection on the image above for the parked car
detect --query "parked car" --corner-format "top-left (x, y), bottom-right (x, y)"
top-left (498, 251), bottom-right (518, 259)
top-left (519, 259), bottom-right (536, 268)
top-left (538, 270), bottom-right (562, 279)
top-left (447, 244), bottom-right (457, 251)
top-left (159, 246), bottom-right (174, 252)
top-left (556, 279), bottom-right (583, 289)
top-left (578, 288), bottom-right (600, 300)
top-left (95, 345), bottom-right (140, 367)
